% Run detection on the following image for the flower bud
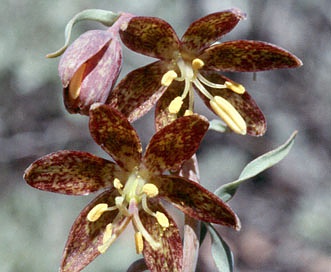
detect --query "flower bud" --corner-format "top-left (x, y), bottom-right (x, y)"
top-left (59, 29), bottom-right (122, 115)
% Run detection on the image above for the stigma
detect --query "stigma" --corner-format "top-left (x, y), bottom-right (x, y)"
top-left (86, 171), bottom-right (169, 254)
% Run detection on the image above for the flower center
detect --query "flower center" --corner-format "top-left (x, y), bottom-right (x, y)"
top-left (161, 57), bottom-right (247, 134)
top-left (86, 168), bottom-right (169, 254)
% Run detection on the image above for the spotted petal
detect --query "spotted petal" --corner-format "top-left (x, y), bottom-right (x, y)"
top-left (143, 115), bottom-right (209, 174)
top-left (141, 200), bottom-right (183, 272)
top-left (152, 175), bottom-right (240, 230)
top-left (60, 190), bottom-right (131, 272)
top-left (200, 40), bottom-right (302, 72)
top-left (197, 71), bottom-right (266, 136)
top-left (120, 16), bottom-right (180, 60)
top-left (107, 61), bottom-right (168, 122)
top-left (89, 104), bottom-right (142, 171)
top-left (24, 150), bottom-right (118, 195)
top-left (181, 8), bottom-right (246, 55)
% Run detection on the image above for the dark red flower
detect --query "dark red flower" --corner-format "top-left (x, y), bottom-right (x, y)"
top-left (107, 9), bottom-right (302, 135)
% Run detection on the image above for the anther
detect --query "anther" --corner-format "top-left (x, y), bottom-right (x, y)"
top-left (168, 96), bottom-right (183, 114)
top-left (184, 109), bottom-right (193, 116)
top-left (225, 81), bottom-right (245, 94)
top-left (102, 223), bottom-right (113, 244)
top-left (87, 203), bottom-right (108, 222)
top-left (134, 232), bottom-right (144, 254)
top-left (113, 178), bottom-right (123, 190)
top-left (161, 70), bottom-right (178, 86)
top-left (142, 183), bottom-right (159, 198)
top-left (210, 96), bottom-right (247, 135)
top-left (68, 63), bottom-right (86, 99)
top-left (192, 58), bottom-right (204, 70)
top-left (155, 211), bottom-right (169, 229)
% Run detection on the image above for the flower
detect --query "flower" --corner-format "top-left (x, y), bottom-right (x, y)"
top-left (58, 13), bottom-right (134, 115)
top-left (24, 104), bottom-right (240, 272)
top-left (107, 8), bottom-right (302, 135)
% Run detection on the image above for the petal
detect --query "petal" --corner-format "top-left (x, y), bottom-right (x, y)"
top-left (198, 71), bottom-right (266, 136)
top-left (142, 114), bottom-right (209, 174)
top-left (120, 16), bottom-right (180, 60)
top-left (152, 175), bottom-right (240, 230)
top-left (60, 190), bottom-right (131, 272)
top-left (200, 40), bottom-right (303, 72)
top-left (23, 150), bottom-right (119, 195)
top-left (63, 37), bottom-right (122, 115)
top-left (89, 104), bottom-right (142, 171)
top-left (154, 80), bottom-right (189, 131)
top-left (107, 61), bottom-right (168, 122)
top-left (140, 200), bottom-right (183, 272)
top-left (181, 8), bottom-right (246, 55)
top-left (59, 30), bottom-right (114, 87)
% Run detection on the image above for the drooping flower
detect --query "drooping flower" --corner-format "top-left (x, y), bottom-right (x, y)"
top-left (107, 8), bottom-right (302, 135)
top-left (56, 12), bottom-right (134, 115)
top-left (24, 104), bottom-right (240, 272)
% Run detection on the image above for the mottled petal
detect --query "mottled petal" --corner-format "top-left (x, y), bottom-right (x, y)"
top-left (89, 104), bottom-right (142, 171)
top-left (198, 71), bottom-right (266, 136)
top-left (152, 175), bottom-right (240, 230)
top-left (142, 115), bottom-right (209, 174)
top-left (141, 200), bottom-right (183, 272)
top-left (154, 80), bottom-right (188, 131)
top-left (24, 150), bottom-right (118, 195)
top-left (107, 61), bottom-right (168, 122)
top-left (181, 8), bottom-right (246, 55)
top-left (59, 30), bottom-right (114, 87)
top-left (200, 40), bottom-right (302, 72)
top-left (60, 190), bottom-right (131, 272)
top-left (120, 16), bottom-right (180, 60)
top-left (63, 37), bottom-right (122, 115)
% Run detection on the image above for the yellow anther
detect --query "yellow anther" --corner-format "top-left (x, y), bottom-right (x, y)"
top-left (161, 70), bottom-right (178, 86)
top-left (184, 109), bottom-right (193, 116)
top-left (168, 96), bottom-right (183, 114)
top-left (225, 81), bottom-right (245, 94)
top-left (87, 203), bottom-right (108, 222)
top-left (102, 223), bottom-right (113, 244)
top-left (210, 96), bottom-right (247, 135)
top-left (134, 232), bottom-right (144, 254)
top-left (142, 183), bottom-right (159, 198)
top-left (192, 58), bottom-right (204, 70)
top-left (155, 211), bottom-right (169, 229)
top-left (68, 63), bottom-right (86, 99)
top-left (113, 178), bottom-right (123, 190)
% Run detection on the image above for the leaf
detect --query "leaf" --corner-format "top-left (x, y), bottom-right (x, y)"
top-left (215, 131), bottom-right (297, 202)
top-left (205, 223), bottom-right (234, 272)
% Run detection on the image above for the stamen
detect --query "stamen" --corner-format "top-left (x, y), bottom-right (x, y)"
top-left (184, 109), bottom-right (193, 116)
top-left (135, 232), bottom-right (144, 254)
top-left (68, 63), bottom-right (86, 99)
top-left (192, 58), bottom-right (204, 70)
top-left (161, 70), bottom-right (178, 86)
top-left (210, 96), bottom-right (247, 135)
top-left (142, 183), bottom-right (159, 198)
top-left (225, 81), bottom-right (245, 94)
top-left (168, 96), bottom-right (183, 114)
top-left (87, 203), bottom-right (108, 222)
top-left (155, 211), bottom-right (169, 229)
top-left (113, 178), bottom-right (123, 189)
top-left (102, 223), bottom-right (113, 244)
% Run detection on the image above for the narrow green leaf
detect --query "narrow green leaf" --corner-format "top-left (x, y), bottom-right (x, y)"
top-left (215, 131), bottom-right (297, 202)
top-left (205, 223), bottom-right (234, 272)
top-left (209, 119), bottom-right (227, 133)
top-left (47, 9), bottom-right (120, 58)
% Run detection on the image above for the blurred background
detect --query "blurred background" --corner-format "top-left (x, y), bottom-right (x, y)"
top-left (1, 0), bottom-right (330, 271)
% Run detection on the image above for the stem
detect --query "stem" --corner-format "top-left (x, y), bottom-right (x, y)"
top-left (179, 154), bottom-right (201, 272)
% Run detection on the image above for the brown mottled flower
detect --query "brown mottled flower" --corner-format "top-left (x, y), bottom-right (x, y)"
top-left (107, 8), bottom-right (302, 135)
top-left (24, 104), bottom-right (240, 272)
top-left (59, 13), bottom-right (133, 115)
